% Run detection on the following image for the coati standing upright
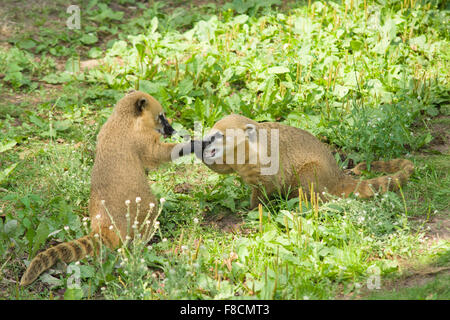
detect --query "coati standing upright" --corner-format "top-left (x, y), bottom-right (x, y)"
top-left (20, 90), bottom-right (194, 286)
top-left (197, 114), bottom-right (414, 208)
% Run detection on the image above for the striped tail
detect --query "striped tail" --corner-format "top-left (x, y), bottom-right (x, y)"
top-left (20, 234), bottom-right (100, 286)
top-left (351, 159), bottom-right (414, 176)
top-left (342, 159), bottom-right (414, 198)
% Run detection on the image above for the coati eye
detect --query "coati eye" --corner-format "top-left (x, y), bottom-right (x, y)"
top-left (210, 132), bottom-right (223, 143)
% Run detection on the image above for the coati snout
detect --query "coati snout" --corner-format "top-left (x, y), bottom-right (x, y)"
top-left (158, 113), bottom-right (175, 137)
top-left (202, 130), bottom-right (225, 162)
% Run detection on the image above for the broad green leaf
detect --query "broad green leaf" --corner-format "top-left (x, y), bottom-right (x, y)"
top-left (17, 39), bottom-right (36, 50)
top-left (80, 33), bottom-right (98, 45)
top-left (0, 163), bottom-right (18, 185)
top-left (0, 140), bottom-right (17, 153)
top-left (232, 14), bottom-right (249, 25)
top-left (4, 219), bottom-right (18, 235)
top-left (88, 47), bottom-right (102, 59)
top-left (54, 120), bottom-right (72, 131)
top-left (31, 222), bottom-right (50, 257)
top-left (40, 273), bottom-right (63, 287)
top-left (178, 78), bottom-right (194, 96)
top-left (409, 35), bottom-right (426, 51)
top-left (333, 85), bottom-right (349, 99)
top-left (267, 66), bottom-right (290, 74)
top-left (64, 288), bottom-right (84, 300)
top-left (350, 40), bottom-right (363, 51)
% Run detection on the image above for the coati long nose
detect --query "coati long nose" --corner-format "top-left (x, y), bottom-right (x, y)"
top-left (159, 114), bottom-right (175, 137)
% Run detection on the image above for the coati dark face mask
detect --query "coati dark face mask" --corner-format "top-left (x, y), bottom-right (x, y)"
top-left (158, 113), bottom-right (175, 138)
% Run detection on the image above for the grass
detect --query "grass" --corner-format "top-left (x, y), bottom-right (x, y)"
top-left (0, 0), bottom-right (449, 300)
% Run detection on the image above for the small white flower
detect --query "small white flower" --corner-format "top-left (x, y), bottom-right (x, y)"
top-left (101, 200), bottom-right (105, 206)
top-left (181, 245), bottom-right (188, 251)
top-left (160, 198), bottom-right (166, 204)
top-left (303, 295), bottom-right (310, 300)
top-left (125, 200), bottom-right (131, 206)
top-left (117, 248), bottom-right (122, 253)
top-left (135, 197), bottom-right (141, 203)
top-left (126, 235), bottom-right (131, 241)
top-left (155, 221), bottom-right (160, 228)
top-left (109, 225), bottom-right (113, 230)
top-left (83, 222), bottom-right (88, 227)
top-left (148, 245), bottom-right (153, 250)
top-left (162, 238), bottom-right (167, 242)
top-left (193, 218), bottom-right (199, 224)
top-left (94, 233), bottom-right (99, 238)
top-left (145, 220), bottom-right (151, 225)
top-left (149, 203), bottom-right (155, 209)
top-left (96, 214), bottom-right (101, 220)
top-left (82, 217), bottom-right (88, 222)
top-left (64, 226), bottom-right (69, 231)
top-left (140, 258), bottom-right (145, 264)
top-left (101, 287), bottom-right (106, 291)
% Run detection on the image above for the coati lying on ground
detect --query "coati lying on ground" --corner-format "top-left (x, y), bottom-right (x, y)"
top-left (197, 114), bottom-right (414, 209)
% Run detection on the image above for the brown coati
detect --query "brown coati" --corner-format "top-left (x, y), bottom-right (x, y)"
top-left (20, 90), bottom-right (198, 286)
top-left (197, 114), bottom-right (414, 209)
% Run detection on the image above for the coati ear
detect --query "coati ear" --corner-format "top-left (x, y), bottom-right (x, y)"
top-left (245, 124), bottom-right (257, 142)
top-left (127, 89), bottom-right (136, 95)
top-left (135, 97), bottom-right (147, 115)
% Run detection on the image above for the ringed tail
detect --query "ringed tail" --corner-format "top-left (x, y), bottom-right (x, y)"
top-left (20, 234), bottom-right (100, 286)
top-left (342, 159), bottom-right (414, 198)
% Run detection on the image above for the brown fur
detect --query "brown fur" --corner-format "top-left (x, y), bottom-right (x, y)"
top-left (201, 114), bottom-right (414, 208)
top-left (20, 91), bottom-right (182, 286)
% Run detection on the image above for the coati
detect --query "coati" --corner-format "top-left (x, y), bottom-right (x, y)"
top-left (20, 90), bottom-right (196, 286)
top-left (197, 114), bottom-right (414, 209)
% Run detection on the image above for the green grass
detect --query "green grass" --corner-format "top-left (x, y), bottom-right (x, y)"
top-left (366, 250), bottom-right (450, 300)
top-left (0, 0), bottom-right (449, 300)
top-left (366, 273), bottom-right (449, 300)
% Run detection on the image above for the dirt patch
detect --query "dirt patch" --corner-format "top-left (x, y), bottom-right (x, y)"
top-left (348, 267), bottom-right (450, 300)
top-left (393, 268), bottom-right (450, 289)
top-left (0, 84), bottom-right (62, 114)
top-left (173, 182), bottom-right (193, 194)
top-left (425, 213), bottom-right (450, 241)
top-left (423, 115), bottom-right (450, 155)
top-left (410, 213), bottom-right (450, 243)
top-left (202, 211), bottom-right (247, 234)
top-left (0, 0), bottom-right (67, 42)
